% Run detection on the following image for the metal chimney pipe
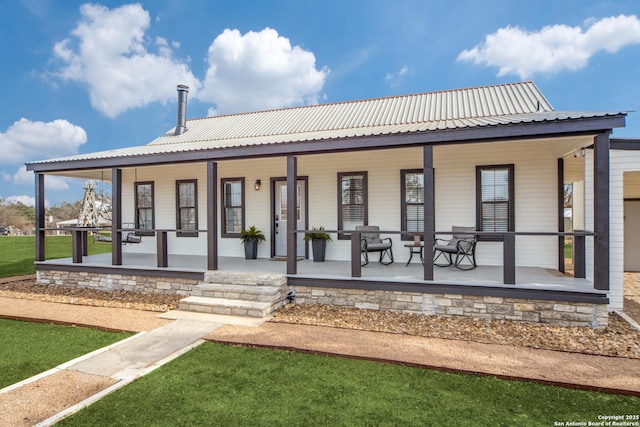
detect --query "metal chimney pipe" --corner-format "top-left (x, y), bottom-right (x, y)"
top-left (174, 84), bottom-right (189, 136)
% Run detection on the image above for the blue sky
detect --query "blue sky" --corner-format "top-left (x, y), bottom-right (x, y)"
top-left (1, 0), bottom-right (640, 207)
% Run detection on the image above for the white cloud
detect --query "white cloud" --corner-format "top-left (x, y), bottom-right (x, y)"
top-left (6, 195), bottom-right (36, 207)
top-left (12, 166), bottom-right (33, 186)
top-left (0, 118), bottom-right (87, 164)
top-left (385, 66), bottom-right (412, 87)
top-left (458, 15), bottom-right (640, 79)
top-left (200, 28), bottom-right (329, 115)
top-left (52, 3), bottom-right (200, 118)
top-left (12, 166), bottom-right (70, 190)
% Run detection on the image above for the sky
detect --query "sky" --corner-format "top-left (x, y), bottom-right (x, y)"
top-left (1, 0), bottom-right (640, 208)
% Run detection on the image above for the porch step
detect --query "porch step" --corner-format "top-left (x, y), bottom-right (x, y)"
top-left (190, 283), bottom-right (287, 302)
top-left (179, 296), bottom-right (274, 318)
top-left (179, 271), bottom-right (289, 319)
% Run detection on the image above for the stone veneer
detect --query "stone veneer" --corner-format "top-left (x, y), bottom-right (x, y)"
top-left (37, 270), bottom-right (200, 296)
top-left (290, 286), bottom-right (609, 328)
top-left (36, 270), bottom-right (608, 328)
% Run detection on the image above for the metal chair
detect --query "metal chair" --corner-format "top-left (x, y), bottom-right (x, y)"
top-left (433, 226), bottom-right (477, 270)
top-left (357, 225), bottom-right (394, 266)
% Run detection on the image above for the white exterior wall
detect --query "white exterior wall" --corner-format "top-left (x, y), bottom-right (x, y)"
top-left (118, 139), bottom-right (583, 268)
top-left (435, 140), bottom-right (562, 268)
top-left (607, 150), bottom-right (640, 310)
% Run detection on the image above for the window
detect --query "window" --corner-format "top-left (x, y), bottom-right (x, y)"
top-left (134, 181), bottom-right (154, 235)
top-left (176, 180), bottom-right (198, 237)
top-left (338, 172), bottom-right (367, 239)
top-left (476, 165), bottom-right (514, 240)
top-left (401, 170), bottom-right (424, 240)
top-left (222, 178), bottom-right (244, 238)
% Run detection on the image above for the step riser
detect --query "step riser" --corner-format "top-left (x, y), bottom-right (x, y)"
top-left (179, 300), bottom-right (285, 318)
top-left (191, 289), bottom-right (287, 302)
top-left (203, 271), bottom-right (287, 287)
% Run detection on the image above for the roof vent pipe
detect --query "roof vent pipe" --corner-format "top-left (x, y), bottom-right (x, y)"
top-left (174, 84), bottom-right (189, 136)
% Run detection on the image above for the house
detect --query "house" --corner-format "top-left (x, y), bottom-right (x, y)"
top-left (26, 81), bottom-right (633, 328)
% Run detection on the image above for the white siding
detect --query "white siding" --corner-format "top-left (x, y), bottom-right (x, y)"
top-left (608, 150), bottom-right (640, 310)
top-left (118, 139), bottom-right (580, 268)
top-left (435, 139), bottom-right (562, 268)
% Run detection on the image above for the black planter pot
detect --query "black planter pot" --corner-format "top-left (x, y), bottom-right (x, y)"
top-left (244, 240), bottom-right (259, 259)
top-left (311, 239), bottom-right (327, 262)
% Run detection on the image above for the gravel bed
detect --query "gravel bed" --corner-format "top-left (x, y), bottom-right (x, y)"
top-left (0, 279), bottom-right (181, 312)
top-left (2, 277), bottom-right (640, 359)
top-left (272, 304), bottom-right (640, 359)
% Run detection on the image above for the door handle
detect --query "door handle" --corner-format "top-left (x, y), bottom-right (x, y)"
top-left (275, 215), bottom-right (279, 234)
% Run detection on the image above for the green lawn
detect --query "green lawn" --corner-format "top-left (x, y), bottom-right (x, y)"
top-left (61, 342), bottom-right (640, 427)
top-left (0, 318), bottom-right (130, 388)
top-left (0, 235), bottom-right (112, 278)
top-left (565, 242), bottom-right (573, 259)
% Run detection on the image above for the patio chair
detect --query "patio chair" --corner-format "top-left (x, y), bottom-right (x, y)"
top-left (433, 226), bottom-right (477, 270)
top-left (357, 225), bottom-right (394, 266)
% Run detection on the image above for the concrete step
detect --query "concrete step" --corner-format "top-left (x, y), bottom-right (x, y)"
top-left (203, 271), bottom-right (287, 287)
top-left (191, 283), bottom-right (287, 302)
top-left (179, 296), bottom-right (276, 318)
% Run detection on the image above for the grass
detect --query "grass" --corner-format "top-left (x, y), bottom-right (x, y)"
top-left (61, 342), bottom-right (640, 427)
top-left (565, 242), bottom-right (573, 259)
top-left (0, 318), bottom-right (130, 388)
top-left (0, 235), bottom-right (112, 278)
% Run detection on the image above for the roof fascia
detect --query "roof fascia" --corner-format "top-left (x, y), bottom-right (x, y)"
top-left (27, 114), bottom-right (626, 173)
top-left (611, 138), bottom-right (640, 150)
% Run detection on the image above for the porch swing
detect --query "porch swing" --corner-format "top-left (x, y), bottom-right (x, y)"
top-left (92, 171), bottom-right (141, 244)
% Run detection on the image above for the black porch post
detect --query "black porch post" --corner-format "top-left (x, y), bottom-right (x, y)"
top-left (287, 156), bottom-right (297, 275)
top-left (111, 168), bottom-right (122, 266)
top-left (423, 145), bottom-right (435, 281)
top-left (593, 134), bottom-right (610, 291)
top-left (35, 172), bottom-right (45, 262)
top-left (207, 161), bottom-right (218, 270)
top-left (557, 158), bottom-right (565, 273)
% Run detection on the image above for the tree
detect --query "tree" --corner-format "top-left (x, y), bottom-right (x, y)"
top-left (0, 199), bottom-right (35, 231)
top-left (48, 201), bottom-right (82, 222)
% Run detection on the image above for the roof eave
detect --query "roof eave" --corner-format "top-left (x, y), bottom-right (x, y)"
top-left (26, 113), bottom-right (626, 173)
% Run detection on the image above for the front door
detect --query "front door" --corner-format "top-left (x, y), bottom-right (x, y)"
top-left (274, 179), bottom-right (306, 258)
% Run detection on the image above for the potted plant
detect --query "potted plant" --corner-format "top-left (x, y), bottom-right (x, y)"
top-left (303, 226), bottom-right (333, 262)
top-left (240, 225), bottom-right (266, 259)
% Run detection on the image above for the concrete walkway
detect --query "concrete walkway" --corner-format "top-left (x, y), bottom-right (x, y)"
top-left (0, 316), bottom-right (226, 427)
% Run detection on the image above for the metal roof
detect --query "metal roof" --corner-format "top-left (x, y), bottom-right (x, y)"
top-left (148, 81), bottom-right (554, 147)
top-left (28, 82), bottom-right (626, 167)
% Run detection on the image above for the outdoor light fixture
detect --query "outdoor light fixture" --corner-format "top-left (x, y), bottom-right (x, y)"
top-left (254, 179), bottom-right (261, 191)
top-left (573, 148), bottom-right (587, 158)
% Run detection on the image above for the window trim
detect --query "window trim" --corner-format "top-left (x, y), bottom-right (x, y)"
top-left (475, 164), bottom-right (515, 241)
top-left (221, 177), bottom-right (245, 238)
top-left (134, 181), bottom-right (155, 236)
top-left (337, 171), bottom-right (368, 240)
top-left (175, 179), bottom-right (198, 237)
top-left (400, 169), bottom-right (425, 241)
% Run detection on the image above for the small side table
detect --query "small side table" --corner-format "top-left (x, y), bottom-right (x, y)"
top-left (404, 243), bottom-right (424, 266)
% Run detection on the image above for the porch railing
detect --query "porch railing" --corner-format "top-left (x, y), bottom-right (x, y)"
top-left (44, 226), bottom-right (594, 287)
top-left (58, 227), bottom-right (208, 268)
top-left (296, 229), bottom-right (594, 285)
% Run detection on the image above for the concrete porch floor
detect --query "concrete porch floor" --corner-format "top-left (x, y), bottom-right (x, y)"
top-left (40, 252), bottom-right (596, 293)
